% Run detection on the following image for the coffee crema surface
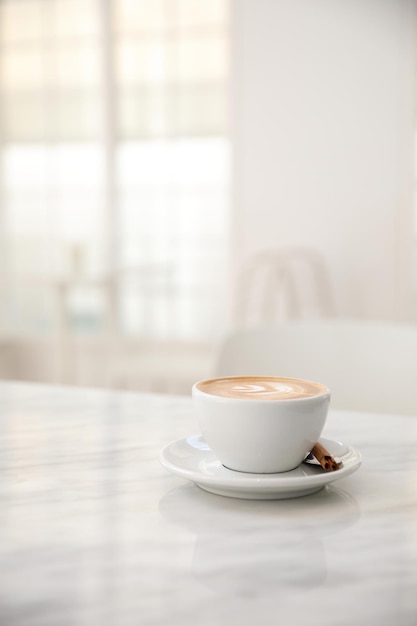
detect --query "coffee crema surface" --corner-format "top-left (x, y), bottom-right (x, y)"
top-left (197, 376), bottom-right (327, 400)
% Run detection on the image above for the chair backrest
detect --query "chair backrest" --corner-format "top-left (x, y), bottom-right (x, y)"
top-left (215, 320), bottom-right (417, 415)
top-left (232, 247), bottom-right (336, 326)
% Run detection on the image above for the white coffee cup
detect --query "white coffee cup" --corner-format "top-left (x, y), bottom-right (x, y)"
top-left (192, 375), bottom-right (331, 474)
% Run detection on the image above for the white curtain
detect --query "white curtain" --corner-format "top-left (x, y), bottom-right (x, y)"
top-left (0, 0), bottom-right (231, 341)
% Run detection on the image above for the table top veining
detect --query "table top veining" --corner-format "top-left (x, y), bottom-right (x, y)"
top-left (0, 381), bottom-right (416, 626)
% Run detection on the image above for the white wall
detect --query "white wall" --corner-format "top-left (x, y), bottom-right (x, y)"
top-left (231, 0), bottom-right (416, 322)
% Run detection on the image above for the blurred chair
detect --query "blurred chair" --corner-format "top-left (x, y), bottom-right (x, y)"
top-left (232, 247), bottom-right (336, 327)
top-left (215, 320), bottom-right (417, 415)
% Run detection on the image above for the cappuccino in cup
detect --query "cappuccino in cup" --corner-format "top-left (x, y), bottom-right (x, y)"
top-left (192, 376), bottom-right (330, 474)
top-left (197, 376), bottom-right (327, 401)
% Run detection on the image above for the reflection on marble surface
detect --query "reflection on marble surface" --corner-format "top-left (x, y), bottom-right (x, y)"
top-left (159, 484), bottom-right (360, 596)
top-left (159, 482), bottom-right (361, 537)
top-left (1, 382), bottom-right (417, 626)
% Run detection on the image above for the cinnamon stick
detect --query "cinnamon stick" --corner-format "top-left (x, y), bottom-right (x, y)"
top-left (311, 442), bottom-right (340, 472)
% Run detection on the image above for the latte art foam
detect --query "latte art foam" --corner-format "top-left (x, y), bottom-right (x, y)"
top-left (197, 376), bottom-right (327, 400)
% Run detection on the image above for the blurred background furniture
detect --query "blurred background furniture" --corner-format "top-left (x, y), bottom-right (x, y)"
top-left (215, 319), bottom-right (417, 415)
top-left (232, 247), bottom-right (336, 326)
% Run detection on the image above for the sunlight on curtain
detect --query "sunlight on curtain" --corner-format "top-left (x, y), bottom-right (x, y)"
top-left (0, 0), bottom-right (230, 341)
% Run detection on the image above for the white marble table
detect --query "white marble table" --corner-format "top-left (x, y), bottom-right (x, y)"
top-left (1, 381), bottom-right (416, 626)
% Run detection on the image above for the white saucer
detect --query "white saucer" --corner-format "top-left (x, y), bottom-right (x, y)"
top-left (160, 435), bottom-right (361, 500)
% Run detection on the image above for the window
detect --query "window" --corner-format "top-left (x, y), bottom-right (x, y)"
top-left (0, 0), bottom-right (230, 340)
